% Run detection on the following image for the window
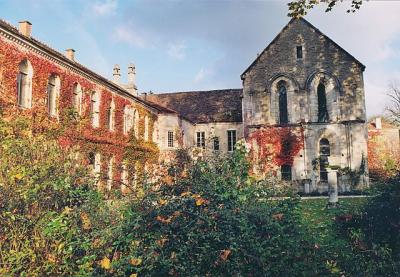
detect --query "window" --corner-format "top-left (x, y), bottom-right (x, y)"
top-left (134, 110), bottom-right (140, 138)
top-left (281, 165), bottom-right (292, 181)
top-left (296, 45), bottom-right (303, 59)
top-left (167, 131), bottom-right (174, 148)
top-left (91, 92), bottom-right (100, 128)
top-left (123, 106), bottom-right (134, 135)
top-left (47, 74), bottom-right (60, 117)
top-left (319, 138), bottom-right (330, 182)
top-left (144, 115), bottom-right (149, 141)
top-left (17, 59), bottom-right (33, 108)
top-left (89, 152), bottom-right (101, 186)
top-left (121, 164), bottom-right (128, 192)
top-left (278, 81), bottom-right (288, 124)
top-left (72, 83), bottom-right (82, 115)
top-left (107, 157), bottom-right (114, 191)
top-left (106, 99), bottom-right (115, 131)
top-left (196, 131), bottom-right (206, 149)
top-left (213, 137), bottom-right (220, 151)
top-left (317, 83), bottom-right (329, 122)
top-left (227, 130), bottom-right (236, 152)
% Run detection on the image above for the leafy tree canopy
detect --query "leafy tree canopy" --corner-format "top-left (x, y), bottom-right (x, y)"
top-left (288, 0), bottom-right (363, 17)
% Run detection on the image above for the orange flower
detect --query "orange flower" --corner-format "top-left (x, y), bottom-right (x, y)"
top-left (156, 215), bottom-right (172, 224)
top-left (220, 249), bottom-right (231, 261)
top-left (272, 213), bottom-right (284, 221)
top-left (130, 257), bottom-right (142, 266)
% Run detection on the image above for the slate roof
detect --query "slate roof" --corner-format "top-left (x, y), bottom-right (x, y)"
top-left (144, 89), bottom-right (243, 124)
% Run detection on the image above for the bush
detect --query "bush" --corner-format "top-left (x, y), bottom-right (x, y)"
top-left (109, 146), bottom-right (328, 276)
top-left (0, 117), bottom-right (114, 276)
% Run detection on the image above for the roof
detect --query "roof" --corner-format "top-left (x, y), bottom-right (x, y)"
top-left (144, 89), bottom-right (243, 124)
top-left (0, 18), bottom-right (158, 112)
top-left (241, 17), bottom-right (366, 79)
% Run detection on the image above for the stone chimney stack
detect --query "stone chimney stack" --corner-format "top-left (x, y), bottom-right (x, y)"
top-left (18, 21), bottom-right (32, 37)
top-left (65, 49), bottom-right (75, 61)
top-left (113, 64), bottom-right (121, 84)
top-left (375, 117), bottom-right (382, 129)
top-left (127, 63), bottom-right (136, 87)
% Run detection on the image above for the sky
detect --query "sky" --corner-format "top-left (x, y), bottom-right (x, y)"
top-left (0, 0), bottom-right (399, 117)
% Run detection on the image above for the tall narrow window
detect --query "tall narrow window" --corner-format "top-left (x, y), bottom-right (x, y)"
top-left (227, 130), bottom-right (237, 152)
top-left (106, 99), bottom-right (115, 131)
top-left (72, 83), bottom-right (82, 115)
top-left (91, 92), bottom-right (100, 128)
top-left (89, 152), bottom-right (101, 186)
top-left (121, 163), bottom-right (128, 193)
top-left (134, 110), bottom-right (140, 138)
top-left (281, 165), bottom-right (292, 181)
top-left (47, 74), bottom-right (60, 117)
top-left (123, 106), bottom-right (134, 135)
top-left (319, 138), bottom-right (330, 182)
top-left (278, 81), bottom-right (288, 124)
top-left (317, 83), bottom-right (329, 122)
top-left (144, 115), bottom-right (149, 141)
top-left (17, 59), bottom-right (33, 108)
top-left (107, 157), bottom-right (114, 190)
top-left (213, 137), bottom-right (220, 151)
top-left (296, 46), bottom-right (303, 59)
top-left (196, 131), bottom-right (206, 149)
top-left (167, 131), bottom-right (174, 148)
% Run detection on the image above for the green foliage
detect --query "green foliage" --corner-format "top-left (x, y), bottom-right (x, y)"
top-left (0, 116), bottom-right (113, 276)
top-left (110, 147), bottom-right (328, 276)
top-left (288, 0), bottom-right (363, 18)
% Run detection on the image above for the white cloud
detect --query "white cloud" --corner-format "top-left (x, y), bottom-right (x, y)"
top-left (194, 67), bottom-right (213, 83)
top-left (92, 0), bottom-right (117, 16)
top-left (167, 41), bottom-right (187, 60)
top-left (114, 25), bottom-right (150, 48)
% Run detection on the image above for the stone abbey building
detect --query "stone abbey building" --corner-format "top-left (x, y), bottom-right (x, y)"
top-left (0, 18), bottom-right (368, 193)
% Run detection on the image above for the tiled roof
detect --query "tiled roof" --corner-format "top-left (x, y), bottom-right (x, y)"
top-left (144, 89), bottom-right (243, 124)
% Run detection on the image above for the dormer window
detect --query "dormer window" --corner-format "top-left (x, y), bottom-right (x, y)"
top-left (296, 45), bottom-right (303, 59)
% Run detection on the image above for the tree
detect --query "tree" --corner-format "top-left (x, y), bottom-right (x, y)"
top-left (288, 0), bottom-right (363, 18)
top-left (387, 82), bottom-right (400, 126)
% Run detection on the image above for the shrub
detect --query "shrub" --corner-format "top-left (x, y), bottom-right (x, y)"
top-left (109, 146), bottom-right (328, 276)
top-left (0, 116), bottom-right (114, 276)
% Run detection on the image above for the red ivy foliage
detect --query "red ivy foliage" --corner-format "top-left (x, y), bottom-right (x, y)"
top-left (247, 126), bottom-right (304, 174)
top-left (0, 36), bottom-right (158, 191)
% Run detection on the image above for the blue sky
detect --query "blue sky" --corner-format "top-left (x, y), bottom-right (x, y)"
top-left (0, 0), bottom-right (399, 116)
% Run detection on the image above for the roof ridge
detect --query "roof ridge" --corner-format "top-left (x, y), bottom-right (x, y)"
top-left (153, 88), bottom-right (243, 96)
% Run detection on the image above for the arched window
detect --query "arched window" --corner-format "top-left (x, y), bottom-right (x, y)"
top-left (17, 59), bottom-right (33, 108)
top-left (47, 74), bottom-right (60, 117)
top-left (144, 115), bottom-right (149, 141)
top-left (88, 152), bottom-right (101, 186)
top-left (72, 83), bottom-right (82, 115)
top-left (134, 109), bottom-right (140, 138)
top-left (106, 99), bottom-right (115, 131)
top-left (91, 91), bottom-right (100, 128)
top-left (317, 83), bottom-right (329, 122)
top-left (319, 138), bottom-right (330, 182)
top-left (123, 106), bottom-right (134, 135)
top-left (278, 81), bottom-right (288, 124)
top-left (121, 163), bottom-right (128, 193)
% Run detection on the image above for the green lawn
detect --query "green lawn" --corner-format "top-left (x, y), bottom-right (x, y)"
top-left (297, 197), bottom-right (368, 275)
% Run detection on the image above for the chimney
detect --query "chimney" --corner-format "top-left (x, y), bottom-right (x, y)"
top-left (375, 117), bottom-right (382, 130)
top-left (18, 21), bottom-right (32, 37)
top-left (113, 64), bottom-right (121, 84)
top-left (127, 63), bottom-right (136, 87)
top-left (65, 49), bottom-right (75, 61)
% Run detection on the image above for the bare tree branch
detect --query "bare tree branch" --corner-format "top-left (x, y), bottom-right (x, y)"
top-left (386, 81), bottom-right (400, 126)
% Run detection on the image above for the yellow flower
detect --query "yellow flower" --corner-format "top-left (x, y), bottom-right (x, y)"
top-left (100, 257), bottom-right (111, 270)
top-left (195, 197), bottom-right (207, 206)
top-left (130, 274), bottom-right (138, 277)
top-left (159, 199), bottom-right (168, 205)
top-left (130, 257), bottom-right (142, 266)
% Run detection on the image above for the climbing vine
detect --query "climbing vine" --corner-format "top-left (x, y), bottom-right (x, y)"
top-left (0, 35), bottom-right (159, 194)
top-left (247, 126), bottom-right (304, 175)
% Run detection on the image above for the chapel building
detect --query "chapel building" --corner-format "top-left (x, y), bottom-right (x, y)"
top-left (0, 17), bottom-right (369, 193)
